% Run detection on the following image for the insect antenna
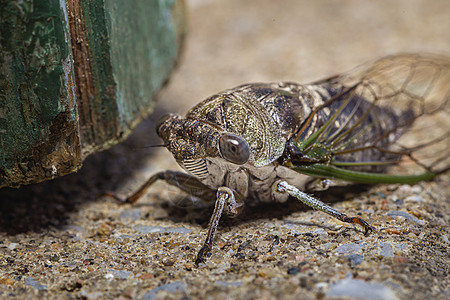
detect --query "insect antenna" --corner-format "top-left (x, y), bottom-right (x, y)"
top-left (133, 144), bottom-right (168, 150)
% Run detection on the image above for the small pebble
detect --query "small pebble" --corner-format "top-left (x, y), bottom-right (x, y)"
top-left (24, 277), bottom-right (47, 291)
top-left (142, 281), bottom-right (186, 299)
top-left (133, 225), bottom-right (192, 234)
top-left (327, 277), bottom-right (399, 300)
top-left (107, 269), bottom-right (133, 279)
top-left (387, 211), bottom-right (424, 225)
top-left (139, 273), bottom-right (154, 280)
top-left (393, 256), bottom-right (409, 264)
top-left (386, 228), bottom-right (401, 235)
top-left (162, 258), bottom-right (176, 266)
top-left (257, 268), bottom-right (277, 278)
top-left (347, 254), bottom-right (364, 266)
top-left (214, 280), bottom-right (243, 287)
top-left (407, 232), bottom-right (416, 239)
top-left (184, 263), bottom-right (193, 271)
top-left (334, 243), bottom-right (365, 255)
top-left (97, 224), bottom-right (112, 236)
top-left (379, 243), bottom-right (394, 258)
top-left (0, 278), bottom-right (14, 285)
top-left (408, 208), bottom-right (422, 218)
top-left (8, 243), bottom-right (19, 250)
top-left (404, 195), bottom-right (425, 202)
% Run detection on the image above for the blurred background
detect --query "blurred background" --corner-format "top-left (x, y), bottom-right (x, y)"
top-left (160, 0), bottom-right (449, 113)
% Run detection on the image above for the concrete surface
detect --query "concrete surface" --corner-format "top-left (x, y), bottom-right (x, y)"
top-left (0, 0), bottom-right (449, 299)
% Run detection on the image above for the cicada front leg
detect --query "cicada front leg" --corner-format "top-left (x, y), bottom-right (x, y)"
top-left (274, 180), bottom-right (375, 235)
top-left (195, 187), bottom-right (244, 265)
top-left (102, 172), bottom-right (245, 264)
top-left (102, 170), bottom-right (216, 204)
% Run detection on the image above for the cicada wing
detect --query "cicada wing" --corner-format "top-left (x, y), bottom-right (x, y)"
top-left (296, 53), bottom-right (450, 178)
top-left (321, 53), bottom-right (450, 114)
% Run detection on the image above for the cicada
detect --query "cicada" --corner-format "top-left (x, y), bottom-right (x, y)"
top-left (105, 53), bottom-right (450, 264)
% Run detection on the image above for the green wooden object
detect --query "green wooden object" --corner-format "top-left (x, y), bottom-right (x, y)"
top-left (0, 0), bottom-right (186, 188)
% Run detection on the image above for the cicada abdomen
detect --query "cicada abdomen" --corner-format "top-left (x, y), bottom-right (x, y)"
top-left (290, 54), bottom-right (450, 184)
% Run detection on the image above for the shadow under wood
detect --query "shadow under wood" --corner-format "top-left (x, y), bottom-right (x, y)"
top-left (0, 107), bottom-right (169, 235)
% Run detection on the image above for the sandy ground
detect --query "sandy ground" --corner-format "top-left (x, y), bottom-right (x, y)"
top-left (1, 0), bottom-right (449, 299)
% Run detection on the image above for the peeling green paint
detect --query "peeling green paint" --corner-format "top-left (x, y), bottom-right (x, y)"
top-left (0, 0), bottom-right (185, 188)
top-left (0, 0), bottom-right (79, 187)
top-left (104, 0), bottom-right (179, 127)
top-left (76, 0), bottom-right (184, 154)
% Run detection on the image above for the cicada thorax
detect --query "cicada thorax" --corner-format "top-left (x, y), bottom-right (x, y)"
top-left (186, 83), bottom-right (323, 167)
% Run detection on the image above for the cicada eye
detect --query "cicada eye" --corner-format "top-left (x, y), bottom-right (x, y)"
top-left (219, 133), bottom-right (250, 165)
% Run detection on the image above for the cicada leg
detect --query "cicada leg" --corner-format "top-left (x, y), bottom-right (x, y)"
top-left (101, 171), bottom-right (216, 203)
top-left (195, 187), bottom-right (244, 265)
top-left (274, 180), bottom-right (375, 235)
top-left (102, 172), bottom-right (245, 264)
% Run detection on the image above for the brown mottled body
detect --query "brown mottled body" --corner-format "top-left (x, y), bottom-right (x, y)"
top-left (158, 83), bottom-right (332, 204)
top-left (105, 54), bottom-right (450, 264)
top-left (160, 82), bottom-right (314, 168)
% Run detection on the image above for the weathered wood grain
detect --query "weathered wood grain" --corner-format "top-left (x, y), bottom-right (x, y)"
top-left (0, 0), bottom-right (185, 188)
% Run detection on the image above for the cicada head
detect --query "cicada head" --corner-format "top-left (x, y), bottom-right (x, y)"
top-left (156, 83), bottom-right (312, 184)
top-left (156, 113), bottom-right (221, 162)
top-left (156, 113), bottom-right (254, 184)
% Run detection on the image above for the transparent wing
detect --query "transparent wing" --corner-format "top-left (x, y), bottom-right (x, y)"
top-left (293, 53), bottom-right (450, 179)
